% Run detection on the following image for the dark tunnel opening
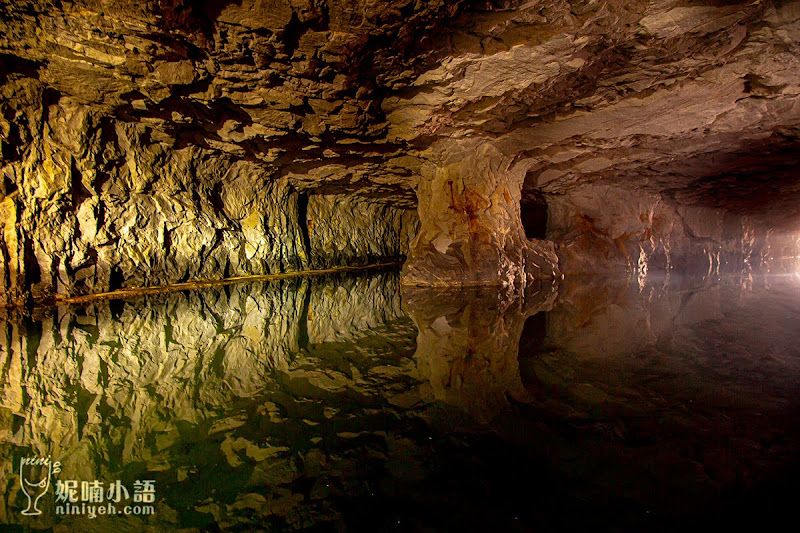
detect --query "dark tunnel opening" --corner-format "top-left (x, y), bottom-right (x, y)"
top-left (297, 191), bottom-right (312, 265)
top-left (520, 191), bottom-right (549, 240)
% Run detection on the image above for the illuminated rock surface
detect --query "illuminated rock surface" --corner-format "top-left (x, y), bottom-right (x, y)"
top-left (2, 270), bottom-right (800, 530)
top-left (2, 1), bottom-right (800, 528)
top-left (2, 1), bottom-right (800, 298)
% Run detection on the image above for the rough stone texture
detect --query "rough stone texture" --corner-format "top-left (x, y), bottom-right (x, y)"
top-left (387, 0), bottom-right (800, 280)
top-left (2, 0), bottom-right (800, 296)
top-left (388, 0), bottom-right (800, 222)
top-left (0, 75), bottom-right (415, 303)
top-left (546, 183), bottom-right (773, 278)
top-left (402, 141), bottom-right (560, 287)
top-left (307, 194), bottom-right (418, 269)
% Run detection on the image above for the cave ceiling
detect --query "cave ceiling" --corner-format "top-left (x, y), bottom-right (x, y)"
top-left (2, 0), bottom-right (800, 223)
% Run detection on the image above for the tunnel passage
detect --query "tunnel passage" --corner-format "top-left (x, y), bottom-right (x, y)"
top-left (520, 191), bottom-right (549, 240)
top-left (297, 191), bottom-right (312, 266)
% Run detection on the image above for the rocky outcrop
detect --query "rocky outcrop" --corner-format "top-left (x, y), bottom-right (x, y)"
top-left (391, 0), bottom-right (800, 279)
top-left (389, 0), bottom-right (800, 227)
top-left (402, 141), bottom-right (560, 287)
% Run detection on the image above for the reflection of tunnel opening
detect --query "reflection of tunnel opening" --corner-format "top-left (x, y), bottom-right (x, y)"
top-left (520, 191), bottom-right (548, 239)
top-left (518, 312), bottom-right (548, 395)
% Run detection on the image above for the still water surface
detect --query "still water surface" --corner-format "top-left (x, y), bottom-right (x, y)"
top-left (2, 269), bottom-right (800, 531)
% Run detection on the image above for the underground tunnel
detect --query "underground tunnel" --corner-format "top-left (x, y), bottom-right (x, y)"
top-left (2, 0), bottom-right (800, 531)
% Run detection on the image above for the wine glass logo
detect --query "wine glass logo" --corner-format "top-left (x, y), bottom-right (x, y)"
top-left (19, 457), bottom-right (53, 516)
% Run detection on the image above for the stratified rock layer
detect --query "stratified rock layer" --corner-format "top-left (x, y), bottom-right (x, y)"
top-left (2, 0), bottom-right (800, 297)
top-left (0, 77), bottom-right (416, 303)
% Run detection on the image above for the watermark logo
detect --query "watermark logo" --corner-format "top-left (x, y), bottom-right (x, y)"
top-left (54, 479), bottom-right (156, 519)
top-left (18, 456), bottom-right (156, 519)
top-left (19, 456), bottom-right (61, 516)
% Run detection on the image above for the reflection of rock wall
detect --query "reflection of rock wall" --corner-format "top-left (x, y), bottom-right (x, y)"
top-left (308, 273), bottom-right (405, 345)
top-left (529, 274), bottom-right (800, 407)
top-left (0, 81), bottom-right (415, 305)
top-left (403, 282), bottom-right (558, 423)
top-left (547, 277), bottom-right (725, 361)
top-left (3, 279), bottom-right (306, 479)
top-left (548, 184), bottom-right (774, 277)
top-left (513, 275), bottom-right (800, 524)
top-left (759, 229), bottom-right (800, 274)
top-left (0, 270), bottom-right (417, 528)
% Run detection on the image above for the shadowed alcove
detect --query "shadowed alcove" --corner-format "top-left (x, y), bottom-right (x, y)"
top-left (520, 190), bottom-right (549, 240)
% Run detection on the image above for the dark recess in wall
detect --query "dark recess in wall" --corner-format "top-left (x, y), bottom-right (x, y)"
top-left (520, 191), bottom-right (548, 239)
top-left (297, 192), bottom-right (312, 264)
top-left (109, 265), bottom-right (125, 292)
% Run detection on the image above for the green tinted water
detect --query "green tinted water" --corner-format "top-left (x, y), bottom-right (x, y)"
top-left (2, 269), bottom-right (800, 531)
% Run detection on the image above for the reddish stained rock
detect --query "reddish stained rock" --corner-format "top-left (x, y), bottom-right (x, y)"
top-left (403, 141), bottom-right (560, 287)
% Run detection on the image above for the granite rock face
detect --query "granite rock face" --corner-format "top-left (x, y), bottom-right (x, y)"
top-left (2, 0), bottom-right (800, 298)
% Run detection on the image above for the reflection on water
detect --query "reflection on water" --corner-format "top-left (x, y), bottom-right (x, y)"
top-left (2, 269), bottom-right (800, 531)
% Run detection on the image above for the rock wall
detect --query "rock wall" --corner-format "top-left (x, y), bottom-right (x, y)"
top-left (2, 0), bottom-right (800, 295)
top-left (402, 142), bottom-right (560, 288)
top-left (545, 184), bottom-right (775, 279)
top-left (0, 76), bottom-right (415, 306)
top-left (307, 195), bottom-right (418, 269)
